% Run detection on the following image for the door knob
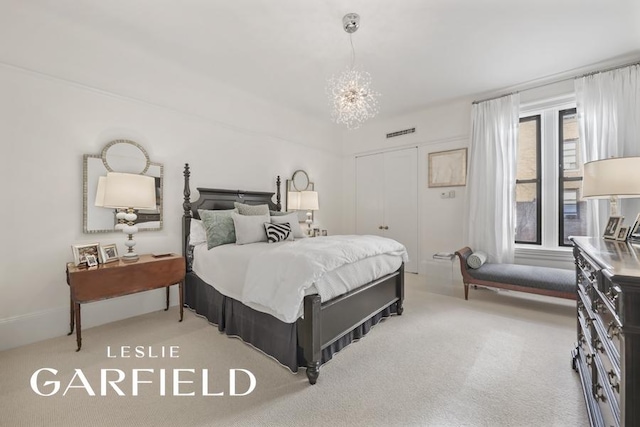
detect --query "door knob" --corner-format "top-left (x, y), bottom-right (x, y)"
top-left (384, 226), bottom-right (389, 230)
top-left (378, 226), bottom-right (383, 230)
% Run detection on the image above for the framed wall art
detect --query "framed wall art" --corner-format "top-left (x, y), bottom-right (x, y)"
top-left (428, 148), bottom-right (467, 188)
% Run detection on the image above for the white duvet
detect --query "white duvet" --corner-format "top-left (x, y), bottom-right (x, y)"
top-left (241, 235), bottom-right (408, 323)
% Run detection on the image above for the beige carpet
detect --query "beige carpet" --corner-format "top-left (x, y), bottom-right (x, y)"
top-left (0, 275), bottom-right (588, 427)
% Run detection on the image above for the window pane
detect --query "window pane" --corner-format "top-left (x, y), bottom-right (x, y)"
top-left (516, 182), bottom-right (538, 243)
top-left (559, 109), bottom-right (587, 245)
top-left (517, 118), bottom-right (538, 181)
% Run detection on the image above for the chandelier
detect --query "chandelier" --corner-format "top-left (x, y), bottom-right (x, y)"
top-left (327, 13), bottom-right (380, 130)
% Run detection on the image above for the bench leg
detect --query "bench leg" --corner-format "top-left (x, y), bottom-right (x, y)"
top-left (464, 282), bottom-right (469, 300)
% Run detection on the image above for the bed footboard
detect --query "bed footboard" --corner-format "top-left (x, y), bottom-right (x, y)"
top-left (299, 263), bottom-right (404, 384)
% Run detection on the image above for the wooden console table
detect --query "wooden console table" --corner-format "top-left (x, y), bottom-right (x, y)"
top-left (66, 254), bottom-right (186, 351)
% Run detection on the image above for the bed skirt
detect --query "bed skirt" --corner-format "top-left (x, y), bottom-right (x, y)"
top-left (184, 271), bottom-right (396, 372)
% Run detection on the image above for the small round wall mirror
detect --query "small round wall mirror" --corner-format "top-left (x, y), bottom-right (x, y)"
top-left (291, 170), bottom-right (310, 191)
top-left (101, 139), bottom-right (150, 174)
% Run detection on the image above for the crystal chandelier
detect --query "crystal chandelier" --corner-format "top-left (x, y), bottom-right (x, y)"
top-left (327, 13), bottom-right (380, 130)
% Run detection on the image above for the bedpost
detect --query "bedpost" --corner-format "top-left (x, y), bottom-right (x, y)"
top-left (396, 263), bottom-right (405, 315)
top-left (275, 175), bottom-right (281, 211)
top-left (302, 294), bottom-right (321, 385)
top-left (182, 163), bottom-right (192, 265)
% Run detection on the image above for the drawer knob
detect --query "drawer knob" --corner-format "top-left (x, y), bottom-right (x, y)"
top-left (608, 370), bottom-right (620, 393)
top-left (607, 321), bottom-right (621, 339)
top-left (594, 384), bottom-right (606, 402)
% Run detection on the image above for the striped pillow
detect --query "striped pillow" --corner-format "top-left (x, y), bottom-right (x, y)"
top-left (264, 222), bottom-right (291, 243)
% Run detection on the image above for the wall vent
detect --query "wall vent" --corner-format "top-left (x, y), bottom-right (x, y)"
top-left (386, 127), bottom-right (416, 139)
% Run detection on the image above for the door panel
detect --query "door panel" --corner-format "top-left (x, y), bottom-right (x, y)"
top-left (356, 154), bottom-right (384, 235)
top-left (384, 148), bottom-right (418, 273)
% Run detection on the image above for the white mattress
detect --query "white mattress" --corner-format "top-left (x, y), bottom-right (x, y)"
top-left (192, 241), bottom-right (402, 320)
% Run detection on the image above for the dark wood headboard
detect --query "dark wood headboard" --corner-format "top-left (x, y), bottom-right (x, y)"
top-left (182, 163), bottom-right (281, 262)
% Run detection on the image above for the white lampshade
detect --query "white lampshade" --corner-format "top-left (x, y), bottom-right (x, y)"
top-left (94, 176), bottom-right (106, 207)
top-left (102, 172), bottom-right (157, 209)
top-left (287, 191), bottom-right (301, 210)
top-left (299, 191), bottom-right (319, 211)
top-left (583, 157), bottom-right (640, 198)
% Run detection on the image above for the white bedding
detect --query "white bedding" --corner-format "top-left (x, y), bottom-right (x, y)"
top-left (192, 235), bottom-right (407, 323)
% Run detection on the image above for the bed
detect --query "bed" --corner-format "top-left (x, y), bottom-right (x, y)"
top-left (181, 164), bottom-right (405, 384)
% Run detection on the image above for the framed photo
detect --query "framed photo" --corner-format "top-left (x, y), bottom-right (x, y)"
top-left (71, 243), bottom-right (100, 266)
top-left (321, 229), bottom-right (327, 236)
top-left (616, 226), bottom-right (630, 241)
top-left (629, 214), bottom-right (640, 241)
top-left (99, 243), bottom-right (119, 263)
top-left (428, 148), bottom-right (467, 188)
top-left (313, 228), bottom-right (320, 237)
top-left (85, 254), bottom-right (98, 267)
top-left (603, 216), bottom-right (624, 240)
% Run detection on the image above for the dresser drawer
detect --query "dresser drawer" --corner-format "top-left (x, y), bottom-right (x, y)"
top-left (593, 353), bottom-right (621, 427)
top-left (576, 249), bottom-right (599, 287)
top-left (592, 291), bottom-right (622, 369)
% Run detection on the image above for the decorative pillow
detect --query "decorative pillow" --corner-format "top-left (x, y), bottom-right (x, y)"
top-left (264, 222), bottom-right (291, 243)
top-left (271, 212), bottom-right (306, 239)
top-left (232, 213), bottom-right (270, 245)
top-left (270, 210), bottom-right (289, 216)
top-left (467, 251), bottom-right (488, 269)
top-left (198, 209), bottom-right (237, 249)
top-left (189, 219), bottom-right (207, 246)
top-left (234, 202), bottom-right (270, 216)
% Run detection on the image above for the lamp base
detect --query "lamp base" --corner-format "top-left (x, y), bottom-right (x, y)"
top-left (121, 252), bottom-right (139, 262)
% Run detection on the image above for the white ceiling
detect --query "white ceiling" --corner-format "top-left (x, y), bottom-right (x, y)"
top-left (1, 0), bottom-right (640, 122)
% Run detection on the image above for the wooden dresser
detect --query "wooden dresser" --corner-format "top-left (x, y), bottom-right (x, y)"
top-left (571, 237), bottom-right (640, 427)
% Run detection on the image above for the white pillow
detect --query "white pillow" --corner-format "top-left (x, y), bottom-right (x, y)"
top-left (232, 213), bottom-right (270, 245)
top-left (271, 212), bottom-right (306, 239)
top-left (189, 219), bottom-right (207, 246)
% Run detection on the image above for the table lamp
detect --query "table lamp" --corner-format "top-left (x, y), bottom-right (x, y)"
top-left (298, 190), bottom-right (319, 234)
top-left (101, 172), bottom-right (157, 261)
top-left (582, 157), bottom-right (640, 216)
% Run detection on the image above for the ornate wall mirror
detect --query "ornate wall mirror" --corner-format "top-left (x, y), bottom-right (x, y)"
top-left (83, 139), bottom-right (163, 233)
top-left (286, 169), bottom-right (314, 223)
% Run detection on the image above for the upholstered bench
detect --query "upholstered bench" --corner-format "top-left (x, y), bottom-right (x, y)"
top-left (454, 247), bottom-right (576, 300)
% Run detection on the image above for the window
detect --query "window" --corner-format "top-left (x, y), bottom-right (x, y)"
top-left (515, 115), bottom-right (541, 244)
top-left (515, 102), bottom-right (587, 248)
top-left (559, 108), bottom-right (587, 246)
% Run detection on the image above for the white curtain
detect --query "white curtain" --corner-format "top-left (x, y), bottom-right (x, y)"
top-left (575, 64), bottom-right (640, 236)
top-left (465, 94), bottom-right (520, 263)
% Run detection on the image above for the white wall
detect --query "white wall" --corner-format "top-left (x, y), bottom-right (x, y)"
top-left (0, 63), bottom-right (342, 351)
top-left (341, 98), bottom-right (472, 280)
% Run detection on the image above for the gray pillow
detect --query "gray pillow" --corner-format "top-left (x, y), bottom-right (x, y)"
top-left (198, 209), bottom-right (237, 249)
top-left (270, 210), bottom-right (289, 216)
top-left (232, 213), bottom-right (270, 244)
top-left (234, 202), bottom-right (269, 216)
top-left (271, 212), bottom-right (306, 239)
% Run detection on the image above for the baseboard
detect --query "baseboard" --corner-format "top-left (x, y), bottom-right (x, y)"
top-left (0, 287), bottom-right (179, 352)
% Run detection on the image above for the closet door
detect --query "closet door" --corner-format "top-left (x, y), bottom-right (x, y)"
top-left (384, 148), bottom-right (418, 273)
top-left (355, 153), bottom-right (385, 236)
top-left (355, 147), bottom-right (418, 273)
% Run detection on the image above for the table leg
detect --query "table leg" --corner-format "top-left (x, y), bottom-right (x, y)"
top-left (67, 297), bottom-right (75, 335)
top-left (165, 286), bottom-right (170, 311)
top-left (75, 303), bottom-right (82, 352)
top-left (179, 280), bottom-right (184, 322)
